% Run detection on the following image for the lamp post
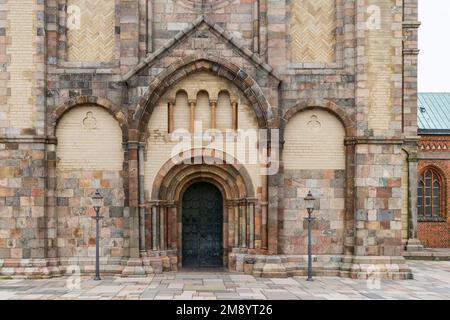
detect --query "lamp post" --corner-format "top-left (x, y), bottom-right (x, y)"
top-left (304, 190), bottom-right (316, 282)
top-left (91, 189), bottom-right (103, 281)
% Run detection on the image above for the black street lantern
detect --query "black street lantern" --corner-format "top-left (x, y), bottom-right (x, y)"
top-left (304, 190), bottom-right (316, 282)
top-left (91, 189), bottom-right (103, 281)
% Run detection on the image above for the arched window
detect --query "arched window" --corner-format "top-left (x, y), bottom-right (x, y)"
top-left (418, 168), bottom-right (444, 219)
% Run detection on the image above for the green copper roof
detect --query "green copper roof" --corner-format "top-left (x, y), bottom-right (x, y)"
top-left (418, 93), bottom-right (450, 134)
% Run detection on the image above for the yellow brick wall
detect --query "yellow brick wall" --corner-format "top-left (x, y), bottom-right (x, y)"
top-left (284, 109), bottom-right (345, 170)
top-left (6, 0), bottom-right (36, 129)
top-left (216, 91), bottom-right (233, 131)
top-left (195, 91), bottom-right (211, 129)
top-left (56, 106), bottom-right (124, 171)
top-left (66, 0), bottom-right (115, 62)
top-left (174, 91), bottom-right (189, 131)
top-left (366, 0), bottom-right (395, 132)
top-left (145, 72), bottom-right (260, 198)
top-left (290, 0), bottom-right (336, 63)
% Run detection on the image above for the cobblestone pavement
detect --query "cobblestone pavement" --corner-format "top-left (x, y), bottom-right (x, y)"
top-left (0, 261), bottom-right (449, 300)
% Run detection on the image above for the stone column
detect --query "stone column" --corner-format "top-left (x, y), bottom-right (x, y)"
top-left (151, 205), bottom-right (159, 250)
top-left (159, 205), bottom-right (166, 250)
top-left (168, 101), bottom-right (174, 133)
top-left (127, 141), bottom-right (140, 259)
top-left (121, 139), bottom-right (149, 277)
top-left (231, 101), bottom-right (238, 130)
top-left (240, 200), bottom-right (247, 248)
top-left (46, 139), bottom-right (58, 257)
top-left (169, 204), bottom-right (177, 250)
top-left (189, 100), bottom-right (196, 133)
top-left (210, 100), bottom-right (217, 130)
top-left (406, 152), bottom-right (424, 251)
top-left (248, 201), bottom-right (255, 249)
top-left (234, 202), bottom-right (240, 248)
top-left (138, 143), bottom-right (146, 256)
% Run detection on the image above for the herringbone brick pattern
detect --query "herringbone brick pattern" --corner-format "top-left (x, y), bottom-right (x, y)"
top-left (290, 0), bottom-right (336, 63)
top-left (67, 0), bottom-right (115, 62)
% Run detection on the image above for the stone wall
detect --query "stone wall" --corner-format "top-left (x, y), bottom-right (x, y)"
top-left (0, 141), bottom-right (46, 260)
top-left (0, 0), bottom-right (420, 278)
top-left (55, 106), bottom-right (126, 260)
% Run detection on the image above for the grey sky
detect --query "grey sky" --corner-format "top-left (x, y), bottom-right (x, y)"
top-left (419, 0), bottom-right (450, 92)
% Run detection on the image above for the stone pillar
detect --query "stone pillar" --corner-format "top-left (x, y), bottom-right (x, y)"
top-left (346, 0), bottom-right (413, 279)
top-left (234, 202), bottom-right (240, 248)
top-left (169, 205), bottom-right (177, 250)
top-left (152, 205), bottom-right (159, 250)
top-left (231, 101), bottom-right (238, 130)
top-left (248, 201), bottom-right (255, 249)
top-left (127, 141), bottom-right (140, 259)
top-left (121, 140), bottom-right (153, 277)
top-left (210, 100), bottom-right (217, 130)
top-left (138, 143), bottom-right (146, 256)
top-left (159, 205), bottom-right (166, 250)
top-left (240, 200), bottom-right (247, 248)
top-left (406, 152), bottom-right (424, 251)
top-left (189, 100), bottom-right (196, 133)
top-left (45, 139), bottom-right (59, 268)
top-left (167, 101), bottom-right (174, 133)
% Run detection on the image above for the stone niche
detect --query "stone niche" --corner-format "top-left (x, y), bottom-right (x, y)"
top-left (281, 109), bottom-right (346, 255)
top-left (55, 106), bottom-right (125, 262)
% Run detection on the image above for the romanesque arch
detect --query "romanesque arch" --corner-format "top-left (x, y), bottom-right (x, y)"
top-left (280, 107), bottom-right (348, 255)
top-left (132, 55), bottom-right (272, 136)
top-left (54, 103), bottom-right (126, 263)
top-left (145, 148), bottom-right (258, 268)
top-left (50, 96), bottom-right (127, 139)
top-left (282, 99), bottom-right (354, 137)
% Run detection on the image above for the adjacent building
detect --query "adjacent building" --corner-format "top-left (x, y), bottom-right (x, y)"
top-left (417, 93), bottom-right (450, 248)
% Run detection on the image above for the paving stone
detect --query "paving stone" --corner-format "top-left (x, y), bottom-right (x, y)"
top-left (0, 262), bottom-right (449, 300)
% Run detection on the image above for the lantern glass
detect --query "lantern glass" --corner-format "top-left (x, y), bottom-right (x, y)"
top-left (304, 191), bottom-right (315, 210)
top-left (92, 190), bottom-right (103, 208)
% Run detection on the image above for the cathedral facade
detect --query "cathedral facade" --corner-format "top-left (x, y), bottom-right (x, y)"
top-left (0, 0), bottom-right (421, 279)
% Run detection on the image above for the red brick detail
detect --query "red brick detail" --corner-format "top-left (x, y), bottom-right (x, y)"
top-left (417, 222), bottom-right (448, 248)
top-left (418, 135), bottom-right (450, 248)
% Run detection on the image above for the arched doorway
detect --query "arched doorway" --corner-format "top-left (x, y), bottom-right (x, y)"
top-left (182, 182), bottom-right (223, 267)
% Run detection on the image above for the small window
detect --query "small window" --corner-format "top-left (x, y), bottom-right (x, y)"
top-left (418, 168), bottom-right (444, 219)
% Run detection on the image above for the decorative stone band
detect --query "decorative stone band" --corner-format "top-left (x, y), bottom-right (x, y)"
top-left (344, 137), bottom-right (405, 146)
top-left (0, 136), bottom-right (56, 144)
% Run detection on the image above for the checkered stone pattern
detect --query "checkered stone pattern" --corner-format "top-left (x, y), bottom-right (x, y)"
top-left (280, 170), bottom-right (345, 255)
top-left (354, 144), bottom-right (404, 257)
top-left (56, 170), bottom-right (126, 259)
top-left (0, 142), bottom-right (47, 260)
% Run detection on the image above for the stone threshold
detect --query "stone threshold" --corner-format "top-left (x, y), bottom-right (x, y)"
top-left (403, 248), bottom-right (450, 261)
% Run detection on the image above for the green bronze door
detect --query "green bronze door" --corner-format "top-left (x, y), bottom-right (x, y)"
top-left (182, 182), bottom-right (223, 267)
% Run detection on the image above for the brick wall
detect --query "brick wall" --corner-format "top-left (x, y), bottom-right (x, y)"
top-left (418, 135), bottom-right (450, 248)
